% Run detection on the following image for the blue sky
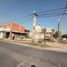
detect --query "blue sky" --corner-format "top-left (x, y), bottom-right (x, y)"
top-left (0, 0), bottom-right (67, 34)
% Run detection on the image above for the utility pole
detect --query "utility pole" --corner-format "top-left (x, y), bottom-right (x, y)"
top-left (32, 10), bottom-right (37, 44)
top-left (58, 2), bottom-right (67, 39)
top-left (33, 10), bottom-right (37, 30)
top-left (44, 29), bottom-right (46, 44)
top-left (58, 16), bottom-right (62, 39)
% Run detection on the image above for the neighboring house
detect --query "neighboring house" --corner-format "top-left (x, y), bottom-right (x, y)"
top-left (29, 26), bottom-right (54, 41)
top-left (0, 22), bottom-right (28, 39)
top-left (43, 28), bottom-right (54, 40)
top-left (29, 25), bottom-right (44, 42)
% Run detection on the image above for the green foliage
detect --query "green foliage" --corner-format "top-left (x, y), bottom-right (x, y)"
top-left (62, 34), bottom-right (67, 38)
top-left (53, 31), bottom-right (59, 38)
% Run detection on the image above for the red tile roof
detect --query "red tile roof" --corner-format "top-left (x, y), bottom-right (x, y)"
top-left (2, 22), bottom-right (25, 33)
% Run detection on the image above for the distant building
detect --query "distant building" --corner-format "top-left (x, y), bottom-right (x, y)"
top-left (29, 25), bottom-right (44, 42)
top-left (43, 28), bottom-right (54, 40)
top-left (29, 27), bottom-right (54, 42)
top-left (0, 22), bottom-right (28, 39)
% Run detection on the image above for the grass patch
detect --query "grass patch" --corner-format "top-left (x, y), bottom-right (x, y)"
top-left (32, 42), bottom-right (48, 48)
top-left (46, 39), bottom-right (55, 42)
top-left (14, 39), bottom-right (47, 48)
top-left (2, 38), bottom-right (48, 48)
top-left (57, 39), bottom-right (67, 44)
top-left (14, 39), bottom-right (32, 44)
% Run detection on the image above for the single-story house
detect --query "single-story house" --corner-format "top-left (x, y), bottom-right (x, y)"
top-left (0, 22), bottom-right (28, 39)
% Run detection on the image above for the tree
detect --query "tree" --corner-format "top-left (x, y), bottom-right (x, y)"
top-left (53, 31), bottom-right (59, 38)
top-left (62, 34), bottom-right (67, 38)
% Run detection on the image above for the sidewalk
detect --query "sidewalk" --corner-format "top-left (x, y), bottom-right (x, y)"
top-left (0, 39), bottom-right (67, 53)
top-left (45, 41), bottom-right (67, 53)
top-left (46, 41), bottom-right (67, 49)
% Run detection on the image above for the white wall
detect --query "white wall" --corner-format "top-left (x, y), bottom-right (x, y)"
top-left (0, 32), bottom-right (4, 38)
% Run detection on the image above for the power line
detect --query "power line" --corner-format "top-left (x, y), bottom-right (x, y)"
top-left (37, 8), bottom-right (67, 18)
top-left (3, 6), bottom-right (67, 23)
top-left (38, 12), bottom-right (67, 18)
top-left (62, 1), bottom-right (67, 17)
top-left (37, 7), bottom-right (66, 14)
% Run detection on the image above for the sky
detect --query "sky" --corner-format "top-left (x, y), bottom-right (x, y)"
top-left (0, 0), bottom-right (67, 34)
